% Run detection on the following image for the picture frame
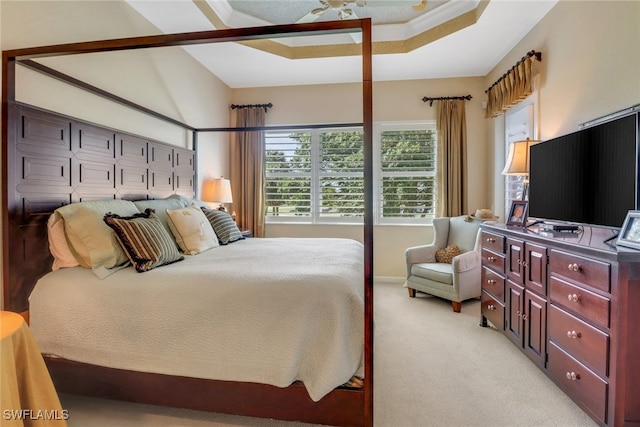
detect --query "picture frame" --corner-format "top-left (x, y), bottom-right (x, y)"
top-left (616, 210), bottom-right (640, 250)
top-left (507, 200), bottom-right (529, 226)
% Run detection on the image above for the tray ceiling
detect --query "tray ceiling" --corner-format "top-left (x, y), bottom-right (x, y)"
top-left (125, 0), bottom-right (558, 88)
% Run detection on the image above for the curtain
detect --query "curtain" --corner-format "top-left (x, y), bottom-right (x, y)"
top-left (230, 107), bottom-right (266, 237)
top-left (485, 54), bottom-right (538, 118)
top-left (436, 99), bottom-right (467, 217)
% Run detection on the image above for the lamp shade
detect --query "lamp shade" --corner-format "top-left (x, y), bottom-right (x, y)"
top-left (201, 177), bottom-right (233, 204)
top-left (502, 138), bottom-right (539, 176)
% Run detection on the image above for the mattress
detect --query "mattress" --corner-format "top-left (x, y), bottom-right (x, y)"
top-left (29, 237), bottom-right (364, 402)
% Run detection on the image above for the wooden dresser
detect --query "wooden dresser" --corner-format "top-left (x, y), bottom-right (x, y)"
top-left (479, 223), bottom-right (640, 427)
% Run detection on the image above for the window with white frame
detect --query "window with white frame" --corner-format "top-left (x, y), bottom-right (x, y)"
top-left (265, 122), bottom-right (436, 224)
top-left (378, 125), bottom-right (436, 223)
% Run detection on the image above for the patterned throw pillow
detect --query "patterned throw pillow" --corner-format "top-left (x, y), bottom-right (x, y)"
top-left (104, 209), bottom-right (184, 272)
top-left (201, 207), bottom-right (245, 245)
top-left (435, 244), bottom-right (461, 264)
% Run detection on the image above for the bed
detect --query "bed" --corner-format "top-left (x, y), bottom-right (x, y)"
top-left (2, 19), bottom-right (374, 427)
top-left (31, 234), bottom-right (365, 403)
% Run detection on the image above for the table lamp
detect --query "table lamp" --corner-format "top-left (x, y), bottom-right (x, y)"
top-left (201, 177), bottom-right (233, 211)
top-left (502, 138), bottom-right (539, 200)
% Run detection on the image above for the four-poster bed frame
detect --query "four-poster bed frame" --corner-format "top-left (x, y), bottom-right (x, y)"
top-left (2, 20), bottom-right (374, 426)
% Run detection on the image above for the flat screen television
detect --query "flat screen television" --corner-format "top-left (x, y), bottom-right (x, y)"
top-left (528, 112), bottom-right (639, 229)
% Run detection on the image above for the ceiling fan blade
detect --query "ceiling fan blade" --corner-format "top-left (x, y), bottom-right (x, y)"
top-left (296, 6), bottom-right (327, 24)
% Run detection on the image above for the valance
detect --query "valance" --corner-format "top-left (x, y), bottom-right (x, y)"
top-left (485, 50), bottom-right (541, 118)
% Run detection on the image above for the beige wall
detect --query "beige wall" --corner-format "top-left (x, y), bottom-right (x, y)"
top-left (486, 0), bottom-right (640, 214)
top-left (232, 77), bottom-right (489, 278)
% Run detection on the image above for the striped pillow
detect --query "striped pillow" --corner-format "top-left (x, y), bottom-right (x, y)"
top-left (104, 209), bottom-right (183, 272)
top-left (201, 207), bottom-right (245, 245)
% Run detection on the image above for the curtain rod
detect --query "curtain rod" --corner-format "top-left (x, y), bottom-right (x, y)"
top-left (422, 95), bottom-right (472, 107)
top-left (485, 50), bottom-right (542, 94)
top-left (196, 122), bottom-right (363, 133)
top-left (231, 103), bottom-right (273, 112)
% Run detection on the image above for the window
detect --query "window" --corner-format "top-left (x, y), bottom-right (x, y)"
top-left (378, 125), bottom-right (436, 223)
top-left (265, 122), bottom-right (436, 224)
top-left (265, 131), bottom-right (312, 219)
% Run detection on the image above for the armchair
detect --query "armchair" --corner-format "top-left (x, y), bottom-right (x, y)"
top-left (404, 215), bottom-right (483, 312)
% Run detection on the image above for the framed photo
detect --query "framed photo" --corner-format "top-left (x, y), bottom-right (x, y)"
top-left (507, 200), bottom-right (529, 226)
top-left (616, 210), bottom-right (640, 250)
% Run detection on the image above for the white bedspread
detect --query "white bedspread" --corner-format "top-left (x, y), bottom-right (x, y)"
top-left (29, 237), bottom-right (364, 402)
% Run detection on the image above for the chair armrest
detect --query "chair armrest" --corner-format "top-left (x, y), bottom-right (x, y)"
top-left (405, 244), bottom-right (438, 266)
top-left (452, 250), bottom-right (480, 273)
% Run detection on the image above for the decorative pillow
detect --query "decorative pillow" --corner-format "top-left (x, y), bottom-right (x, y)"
top-left (55, 199), bottom-right (140, 273)
top-left (435, 244), bottom-right (461, 264)
top-left (201, 207), bottom-right (245, 245)
top-left (103, 209), bottom-right (184, 272)
top-left (166, 204), bottom-right (219, 255)
top-left (47, 213), bottom-right (80, 271)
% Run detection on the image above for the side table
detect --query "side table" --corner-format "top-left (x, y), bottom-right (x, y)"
top-left (1, 311), bottom-right (68, 426)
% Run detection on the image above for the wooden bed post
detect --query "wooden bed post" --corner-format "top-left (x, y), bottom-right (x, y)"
top-left (2, 53), bottom-right (16, 311)
top-left (361, 18), bottom-right (374, 427)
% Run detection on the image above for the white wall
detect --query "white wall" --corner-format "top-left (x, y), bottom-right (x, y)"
top-left (486, 0), bottom-right (640, 214)
top-left (232, 77), bottom-right (489, 278)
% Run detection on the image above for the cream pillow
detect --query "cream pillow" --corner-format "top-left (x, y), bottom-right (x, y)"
top-left (166, 204), bottom-right (219, 255)
top-left (47, 213), bottom-right (80, 270)
top-left (55, 200), bottom-right (140, 276)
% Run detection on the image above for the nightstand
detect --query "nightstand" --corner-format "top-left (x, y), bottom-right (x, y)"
top-left (241, 230), bottom-right (252, 238)
top-left (1, 311), bottom-right (67, 425)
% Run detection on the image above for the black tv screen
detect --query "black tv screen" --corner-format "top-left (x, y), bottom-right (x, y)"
top-left (528, 113), bottom-right (639, 228)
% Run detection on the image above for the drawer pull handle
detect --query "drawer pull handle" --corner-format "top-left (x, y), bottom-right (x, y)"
top-left (486, 237), bottom-right (496, 243)
top-left (522, 314), bottom-right (527, 320)
top-left (487, 279), bottom-right (497, 285)
top-left (567, 293), bottom-right (581, 303)
top-left (488, 256), bottom-right (496, 262)
top-left (487, 304), bottom-right (496, 311)
top-left (566, 330), bottom-right (581, 339)
top-left (568, 263), bottom-right (581, 272)
top-left (565, 372), bottom-right (580, 381)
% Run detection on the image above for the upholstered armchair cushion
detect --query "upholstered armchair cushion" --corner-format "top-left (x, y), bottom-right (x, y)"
top-left (404, 215), bottom-right (483, 312)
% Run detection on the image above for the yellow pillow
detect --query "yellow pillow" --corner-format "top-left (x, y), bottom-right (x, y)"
top-left (435, 244), bottom-right (461, 264)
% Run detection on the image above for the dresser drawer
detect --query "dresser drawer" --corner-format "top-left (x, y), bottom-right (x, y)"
top-left (481, 231), bottom-right (505, 254)
top-left (549, 250), bottom-right (610, 292)
top-left (549, 276), bottom-right (611, 330)
top-left (481, 290), bottom-right (504, 330)
top-left (482, 248), bottom-right (505, 274)
top-left (548, 304), bottom-right (609, 377)
top-left (481, 266), bottom-right (505, 302)
top-left (548, 342), bottom-right (608, 425)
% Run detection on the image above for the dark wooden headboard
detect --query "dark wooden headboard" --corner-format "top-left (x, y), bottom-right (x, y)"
top-left (4, 102), bottom-right (195, 312)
